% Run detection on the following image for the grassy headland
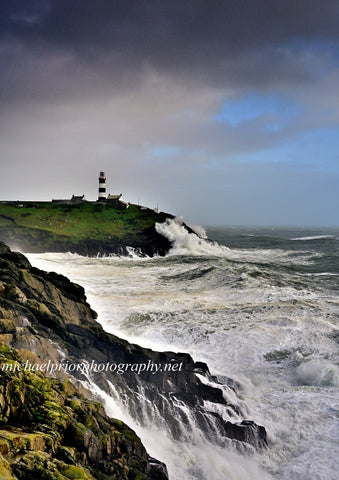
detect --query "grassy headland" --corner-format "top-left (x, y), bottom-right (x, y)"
top-left (0, 202), bottom-right (174, 256)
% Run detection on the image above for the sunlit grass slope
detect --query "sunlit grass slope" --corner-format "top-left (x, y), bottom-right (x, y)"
top-left (0, 202), bottom-right (173, 255)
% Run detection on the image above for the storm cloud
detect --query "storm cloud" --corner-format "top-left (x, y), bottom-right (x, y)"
top-left (0, 0), bottom-right (338, 225)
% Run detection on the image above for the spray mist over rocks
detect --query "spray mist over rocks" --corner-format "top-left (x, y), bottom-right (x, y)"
top-left (295, 359), bottom-right (339, 387)
top-left (155, 217), bottom-right (231, 256)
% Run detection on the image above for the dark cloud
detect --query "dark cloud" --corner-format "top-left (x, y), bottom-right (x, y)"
top-left (3, 1), bottom-right (338, 49)
top-left (0, 1), bottom-right (338, 225)
top-left (1, 0), bottom-right (338, 103)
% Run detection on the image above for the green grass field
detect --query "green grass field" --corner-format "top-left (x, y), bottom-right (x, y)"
top-left (0, 202), bottom-right (173, 255)
top-left (0, 202), bottom-right (168, 238)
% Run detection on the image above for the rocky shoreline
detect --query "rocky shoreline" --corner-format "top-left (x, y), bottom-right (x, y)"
top-left (0, 241), bottom-right (268, 478)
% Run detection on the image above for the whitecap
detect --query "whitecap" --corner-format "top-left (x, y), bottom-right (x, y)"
top-left (290, 235), bottom-right (334, 241)
top-left (295, 358), bottom-right (339, 387)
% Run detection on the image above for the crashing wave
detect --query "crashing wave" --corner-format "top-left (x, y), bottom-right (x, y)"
top-left (156, 218), bottom-right (230, 257)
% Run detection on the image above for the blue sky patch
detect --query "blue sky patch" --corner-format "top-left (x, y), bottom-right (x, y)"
top-left (148, 145), bottom-right (181, 157)
top-left (213, 93), bottom-right (301, 130)
top-left (233, 126), bottom-right (339, 173)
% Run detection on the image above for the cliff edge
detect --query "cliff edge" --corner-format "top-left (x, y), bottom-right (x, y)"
top-left (0, 202), bottom-right (176, 257)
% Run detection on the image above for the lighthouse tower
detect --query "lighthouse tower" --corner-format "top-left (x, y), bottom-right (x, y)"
top-left (98, 170), bottom-right (106, 201)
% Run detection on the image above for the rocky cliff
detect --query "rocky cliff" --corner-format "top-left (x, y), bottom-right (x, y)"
top-left (0, 344), bottom-right (167, 480)
top-left (0, 241), bottom-right (267, 477)
top-left (0, 202), bottom-right (175, 257)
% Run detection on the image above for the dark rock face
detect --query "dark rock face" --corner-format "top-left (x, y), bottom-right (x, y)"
top-left (0, 343), bottom-right (168, 480)
top-left (0, 241), bottom-right (268, 471)
top-left (0, 224), bottom-right (173, 257)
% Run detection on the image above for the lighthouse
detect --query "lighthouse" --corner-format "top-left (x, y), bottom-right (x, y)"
top-left (98, 170), bottom-right (106, 201)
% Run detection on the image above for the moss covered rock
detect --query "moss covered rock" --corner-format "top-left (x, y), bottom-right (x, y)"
top-left (0, 345), bottom-right (168, 480)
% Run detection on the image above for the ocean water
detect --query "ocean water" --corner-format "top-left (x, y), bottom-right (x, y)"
top-left (27, 220), bottom-right (339, 480)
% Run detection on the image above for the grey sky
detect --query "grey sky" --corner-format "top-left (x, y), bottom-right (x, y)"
top-left (0, 0), bottom-right (338, 225)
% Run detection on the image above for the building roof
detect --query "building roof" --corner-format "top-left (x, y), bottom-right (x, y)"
top-left (107, 194), bottom-right (122, 200)
top-left (71, 195), bottom-right (86, 201)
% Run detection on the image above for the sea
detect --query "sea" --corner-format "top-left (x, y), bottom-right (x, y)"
top-left (27, 220), bottom-right (339, 480)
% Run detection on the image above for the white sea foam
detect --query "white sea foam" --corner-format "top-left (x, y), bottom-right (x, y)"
top-left (80, 376), bottom-right (272, 480)
top-left (155, 219), bottom-right (321, 267)
top-left (27, 228), bottom-right (339, 480)
top-left (186, 222), bottom-right (208, 239)
top-left (295, 359), bottom-right (339, 387)
top-left (291, 235), bottom-right (334, 241)
top-left (302, 272), bottom-right (339, 277)
top-left (156, 218), bottom-right (231, 257)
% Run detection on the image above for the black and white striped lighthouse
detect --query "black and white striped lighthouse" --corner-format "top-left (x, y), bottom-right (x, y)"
top-left (98, 170), bottom-right (106, 201)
